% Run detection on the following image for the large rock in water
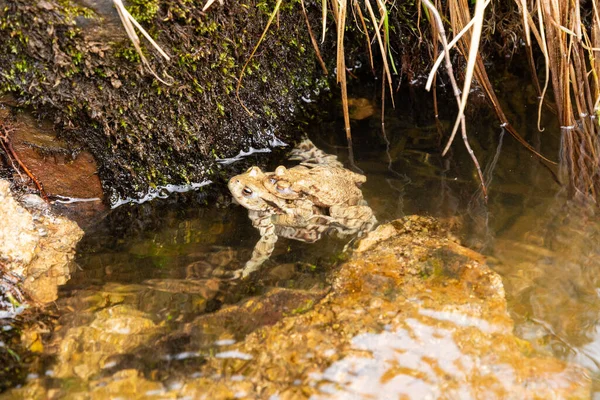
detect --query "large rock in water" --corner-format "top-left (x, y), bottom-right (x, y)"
top-left (5, 216), bottom-right (590, 399)
top-left (183, 216), bottom-right (589, 398)
top-left (0, 179), bottom-right (83, 304)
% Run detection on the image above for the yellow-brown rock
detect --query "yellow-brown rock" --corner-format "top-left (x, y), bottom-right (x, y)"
top-left (185, 216), bottom-right (589, 398)
top-left (0, 179), bottom-right (84, 304)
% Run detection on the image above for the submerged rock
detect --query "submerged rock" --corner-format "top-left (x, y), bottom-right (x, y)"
top-left (0, 178), bottom-right (82, 393)
top-left (54, 304), bottom-right (164, 381)
top-left (3, 216), bottom-right (590, 398)
top-left (182, 216), bottom-right (588, 398)
top-left (490, 198), bottom-right (600, 371)
top-left (0, 179), bottom-right (83, 304)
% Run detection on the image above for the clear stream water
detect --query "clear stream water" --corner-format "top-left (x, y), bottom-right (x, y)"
top-left (10, 70), bottom-right (600, 394)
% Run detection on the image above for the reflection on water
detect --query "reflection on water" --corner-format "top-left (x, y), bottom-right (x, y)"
top-left (311, 316), bottom-right (546, 399)
top-left (313, 319), bottom-right (476, 399)
top-left (8, 73), bottom-right (600, 395)
top-left (491, 199), bottom-right (600, 371)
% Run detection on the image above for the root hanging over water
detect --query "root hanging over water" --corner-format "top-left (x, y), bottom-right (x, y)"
top-left (0, 117), bottom-right (47, 201)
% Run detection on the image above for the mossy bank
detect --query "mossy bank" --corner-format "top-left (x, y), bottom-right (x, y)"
top-left (0, 0), bottom-right (333, 204)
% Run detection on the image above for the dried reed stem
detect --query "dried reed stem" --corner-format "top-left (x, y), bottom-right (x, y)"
top-left (113, 0), bottom-right (173, 85)
top-left (300, 0), bottom-right (329, 75)
top-left (421, 0), bottom-right (488, 200)
top-left (521, 0), bottom-right (600, 201)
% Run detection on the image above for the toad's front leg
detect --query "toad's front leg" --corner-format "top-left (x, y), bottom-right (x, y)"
top-left (240, 211), bottom-right (279, 278)
top-left (241, 232), bottom-right (278, 278)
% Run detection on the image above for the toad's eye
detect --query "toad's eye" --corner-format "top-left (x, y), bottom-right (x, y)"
top-left (242, 187), bottom-right (253, 196)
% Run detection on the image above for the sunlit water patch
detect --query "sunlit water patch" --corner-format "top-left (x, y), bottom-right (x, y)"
top-left (310, 318), bottom-right (531, 399)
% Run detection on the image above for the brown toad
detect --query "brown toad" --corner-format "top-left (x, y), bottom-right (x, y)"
top-left (264, 165), bottom-right (376, 233)
top-left (228, 159), bottom-right (376, 278)
top-left (228, 166), bottom-right (331, 278)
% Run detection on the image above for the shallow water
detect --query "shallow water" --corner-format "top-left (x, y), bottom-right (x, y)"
top-left (8, 71), bottom-right (600, 395)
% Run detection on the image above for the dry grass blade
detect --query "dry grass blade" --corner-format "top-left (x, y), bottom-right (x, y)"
top-left (353, 0), bottom-right (375, 72)
top-left (375, 0), bottom-right (398, 76)
top-left (202, 0), bottom-right (223, 12)
top-left (322, 0), bottom-right (328, 43)
top-left (300, 0), bottom-right (329, 74)
top-left (591, 1), bottom-right (600, 113)
top-left (425, 1), bottom-right (490, 92)
top-left (420, 0), bottom-right (463, 122)
top-left (333, 0), bottom-right (354, 150)
top-left (113, 0), bottom-right (173, 85)
top-left (523, 0), bottom-right (600, 200)
top-left (421, 0), bottom-right (487, 199)
top-left (334, 0), bottom-right (347, 85)
top-left (235, 0), bottom-right (283, 116)
top-left (517, 0), bottom-right (531, 46)
top-left (535, 0), bottom-right (550, 131)
top-left (442, 0), bottom-right (556, 168)
top-left (445, 0), bottom-right (488, 156)
top-left (364, 0), bottom-right (395, 107)
top-left (340, 58), bottom-right (355, 164)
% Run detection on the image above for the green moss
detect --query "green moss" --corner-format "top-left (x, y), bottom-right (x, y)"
top-left (263, 105), bottom-right (275, 118)
top-left (70, 50), bottom-right (83, 65)
top-left (126, 0), bottom-right (160, 24)
top-left (93, 67), bottom-right (107, 78)
top-left (57, 0), bottom-right (95, 20)
top-left (115, 46), bottom-right (142, 63)
top-left (291, 299), bottom-right (315, 315)
top-left (216, 102), bottom-right (225, 116)
top-left (195, 20), bottom-right (219, 35)
top-left (14, 59), bottom-right (28, 73)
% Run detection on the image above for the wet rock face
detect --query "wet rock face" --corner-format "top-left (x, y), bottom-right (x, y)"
top-left (9, 115), bottom-right (104, 201)
top-left (0, 179), bottom-right (83, 304)
top-left (4, 216), bottom-right (590, 399)
top-left (0, 181), bottom-right (38, 271)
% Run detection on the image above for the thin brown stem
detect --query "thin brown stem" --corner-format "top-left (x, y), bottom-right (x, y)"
top-left (300, 0), bottom-right (328, 75)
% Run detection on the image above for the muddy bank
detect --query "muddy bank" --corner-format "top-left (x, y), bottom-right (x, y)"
top-left (4, 216), bottom-right (590, 398)
top-left (0, 0), bottom-right (531, 207)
